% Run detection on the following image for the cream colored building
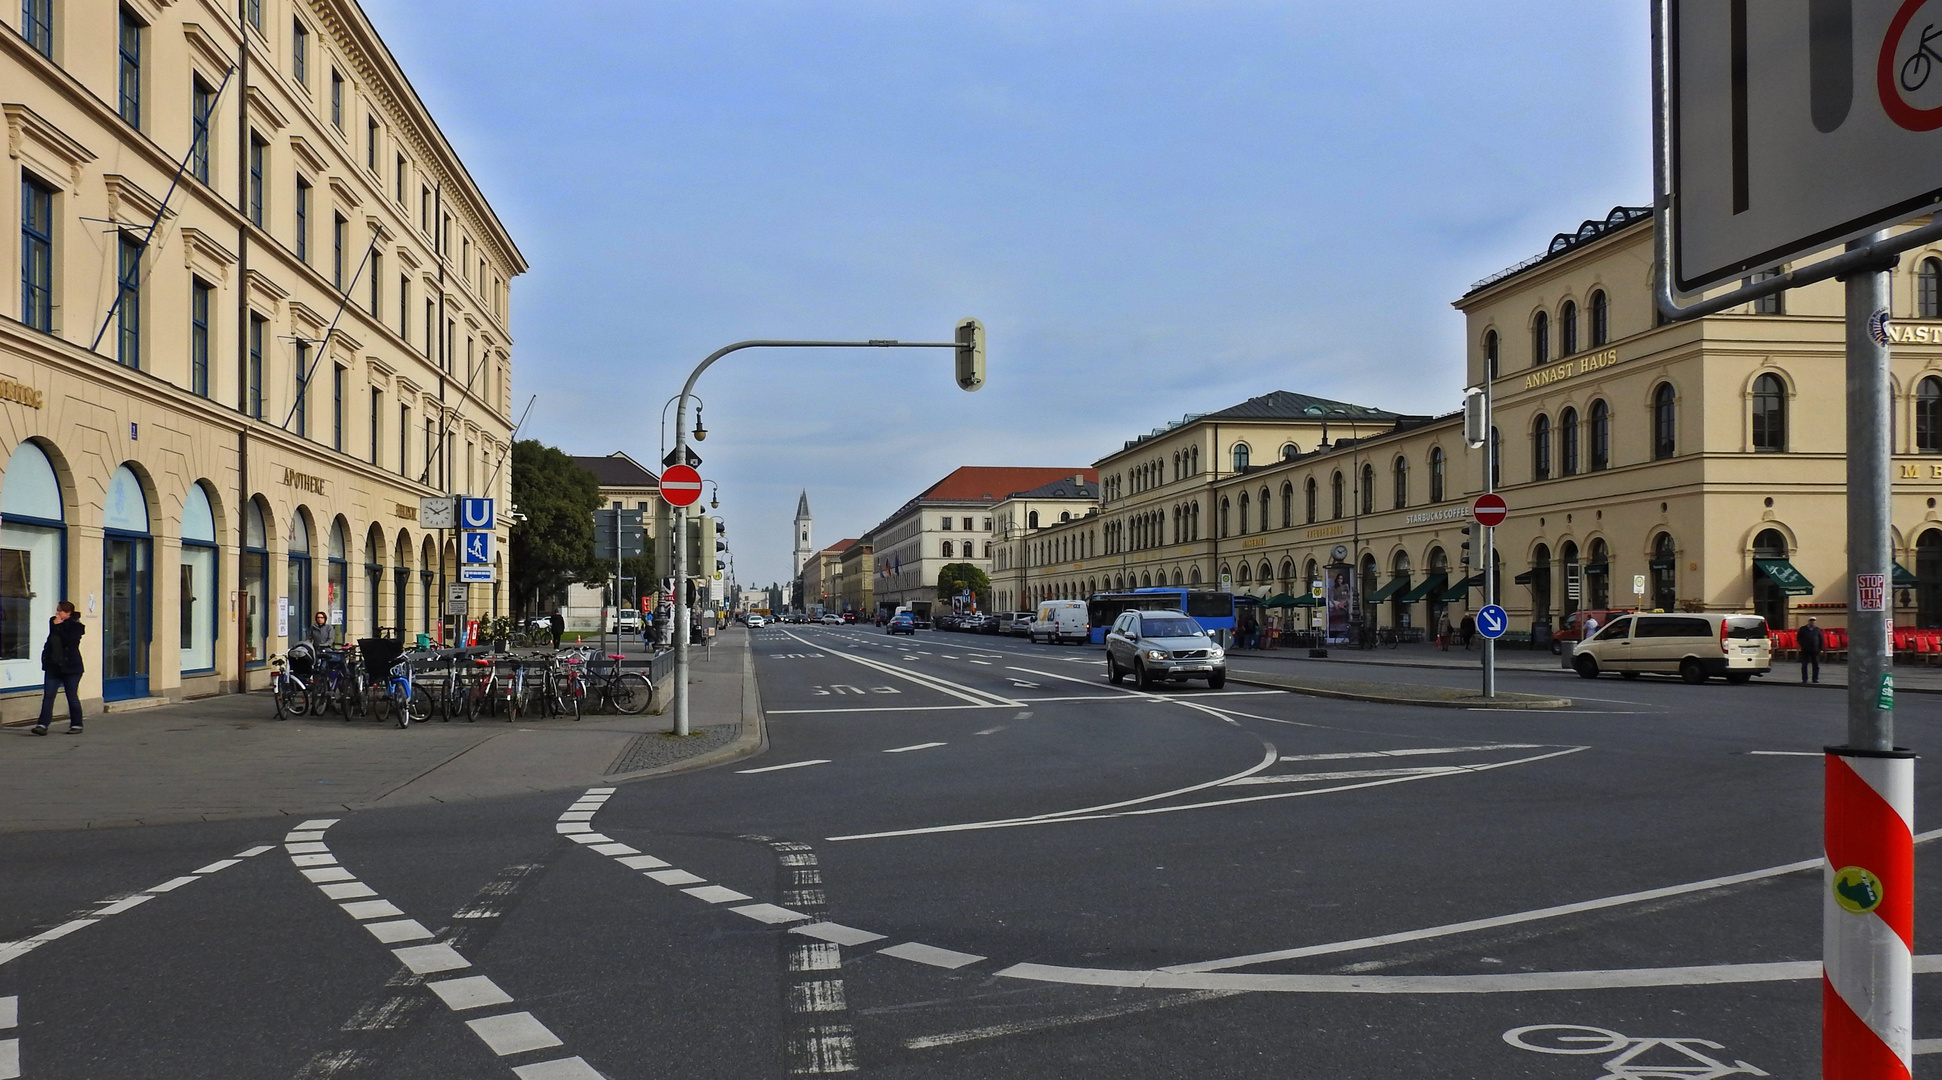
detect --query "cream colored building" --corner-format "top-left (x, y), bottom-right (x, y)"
top-left (837, 538), bottom-right (872, 615)
top-left (866, 466), bottom-right (1094, 614)
top-left (1, 0), bottom-right (521, 717)
top-left (1011, 206), bottom-right (1942, 641)
top-left (798, 539), bottom-right (851, 615)
top-left (989, 473), bottom-right (1100, 612)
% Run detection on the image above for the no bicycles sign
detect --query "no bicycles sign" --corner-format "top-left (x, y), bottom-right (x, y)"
top-left (1668, 0), bottom-right (1942, 292)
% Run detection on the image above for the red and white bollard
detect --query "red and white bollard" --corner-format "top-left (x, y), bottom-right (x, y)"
top-left (1824, 748), bottom-right (1916, 1079)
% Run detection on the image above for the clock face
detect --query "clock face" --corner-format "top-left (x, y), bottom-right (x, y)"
top-left (1331, 544), bottom-right (1349, 562)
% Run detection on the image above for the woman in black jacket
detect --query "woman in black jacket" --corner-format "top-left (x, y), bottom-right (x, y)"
top-left (30, 600), bottom-right (84, 735)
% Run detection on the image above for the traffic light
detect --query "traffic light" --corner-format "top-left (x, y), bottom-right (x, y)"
top-left (955, 317), bottom-right (985, 392)
top-left (685, 515), bottom-right (711, 577)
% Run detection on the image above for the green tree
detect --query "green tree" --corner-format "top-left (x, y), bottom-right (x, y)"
top-left (936, 562), bottom-right (992, 610)
top-left (509, 439), bottom-right (602, 614)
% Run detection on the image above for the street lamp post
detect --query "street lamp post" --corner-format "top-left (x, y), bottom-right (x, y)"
top-left (667, 329), bottom-right (983, 736)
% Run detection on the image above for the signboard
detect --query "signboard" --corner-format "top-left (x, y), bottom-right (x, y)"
top-left (1476, 604), bottom-right (1509, 640)
top-left (1669, 1), bottom-right (1942, 292)
top-left (462, 532), bottom-right (492, 565)
top-left (459, 566), bottom-right (496, 583)
top-left (447, 584), bottom-right (467, 603)
top-left (1324, 563), bottom-right (1353, 646)
top-left (1471, 493), bottom-right (1508, 528)
top-left (1858, 571), bottom-right (1889, 611)
top-left (1633, 573), bottom-right (1648, 596)
top-left (460, 498), bottom-right (495, 530)
top-left (444, 600), bottom-right (468, 616)
top-left (662, 445), bottom-right (702, 469)
top-left (661, 465), bottom-right (703, 507)
top-left (420, 496), bottom-right (457, 529)
top-left (277, 595), bottom-right (289, 638)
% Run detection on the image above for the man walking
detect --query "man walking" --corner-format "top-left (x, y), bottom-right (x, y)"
top-left (549, 609), bottom-right (565, 650)
top-left (30, 601), bottom-right (84, 735)
top-left (1798, 616), bottom-right (1825, 684)
top-left (1459, 613), bottom-right (1476, 650)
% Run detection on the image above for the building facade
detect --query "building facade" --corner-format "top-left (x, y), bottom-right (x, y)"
top-left (866, 466), bottom-right (1095, 614)
top-left (1, 1), bottom-right (522, 717)
top-left (989, 474), bottom-right (1099, 612)
top-left (1010, 207), bottom-right (1942, 639)
top-left (837, 537), bottom-right (872, 614)
top-left (797, 539), bottom-right (850, 615)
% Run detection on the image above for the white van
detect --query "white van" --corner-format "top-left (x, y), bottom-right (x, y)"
top-left (1569, 612), bottom-right (1771, 683)
top-left (1029, 600), bottom-right (1089, 645)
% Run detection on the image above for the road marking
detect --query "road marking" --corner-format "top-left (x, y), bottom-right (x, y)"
top-left (1276, 744), bottom-right (1541, 762)
top-left (780, 629), bottom-right (1020, 707)
top-left (1749, 750), bottom-right (1822, 757)
top-left (879, 942), bottom-right (986, 969)
top-left (975, 726), bottom-right (1004, 735)
top-left (683, 885), bottom-right (753, 904)
top-left (427, 975), bottom-right (514, 1011)
top-left (0, 995), bottom-right (15, 1080)
top-left (646, 869), bottom-right (707, 886)
top-left (904, 990), bottom-right (1244, 1050)
top-left (827, 743), bottom-right (1279, 842)
top-left (730, 903), bottom-right (811, 924)
top-left (466, 1012), bottom-right (563, 1056)
top-left (738, 759), bottom-right (831, 774)
top-left (767, 705), bottom-right (1004, 715)
top-left (363, 919), bottom-right (435, 944)
top-left (793, 923), bottom-right (888, 946)
top-left (0, 843), bottom-right (273, 968)
top-left (969, 659), bottom-right (993, 665)
top-left (883, 742), bottom-right (946, 753)
top-left (93, 895), bottom-right (153, 915)
top-left (1228, 766), bottom-right (1470, 785)
top-left (340, 900), bottom-right (404, 920)
top-left (999, 957), bottom-right (1942, 993)
top-left (616, 855), bottom-right (671, 870)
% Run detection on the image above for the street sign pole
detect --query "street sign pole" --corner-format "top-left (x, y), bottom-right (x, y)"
top-left (1847, 233), bottom-right (1896, 754)
top-left (1482, 376), bottom-right (1495, 700)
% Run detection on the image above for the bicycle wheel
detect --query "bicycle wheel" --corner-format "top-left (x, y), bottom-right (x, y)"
top-left (609, 671), bottom-right (654, 715)
top-left (278, 677), bottom-right (311, 717)
top-left (368, 689), bottom-right (393, 726)
top-left (404, 686), bottom-right (430, 725)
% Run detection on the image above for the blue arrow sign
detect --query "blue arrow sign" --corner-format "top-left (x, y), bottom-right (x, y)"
top-left (460, 498), bottom-right (495, 530)
top-left (462, 531), bottom-right (492, 565)
top-left (1476, 604), bottom-right (1508, 640)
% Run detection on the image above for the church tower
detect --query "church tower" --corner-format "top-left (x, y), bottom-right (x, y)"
top-left (792, 491), bottom-right (813, 576)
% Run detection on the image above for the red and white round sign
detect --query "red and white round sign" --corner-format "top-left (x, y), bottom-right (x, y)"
top-left (1472, 493), bottom-right (1508, 528)
top-left (661, 464), bottom-right (704, 507)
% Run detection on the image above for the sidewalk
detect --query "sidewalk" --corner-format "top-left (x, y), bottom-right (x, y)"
top-left (0, 628), bottom-right (763, 833)
top-left (1234, 639), bottom-right (1942, 692)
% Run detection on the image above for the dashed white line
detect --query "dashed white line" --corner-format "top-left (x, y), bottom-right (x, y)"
top-left (738, 759), bottom-right (831, 774)
top-left (1749, 750), bottom-right (1822, 757)
top-left (879, 942), bottom-right (987, 969)
top-left (792, 923), bottom-right (887, 947)
top-left (883, 742), bottom-right (946, 754)
top-left (0, 842), bottom-right (274, 968)
top-left (0, 995), bottom-right (16, 1080)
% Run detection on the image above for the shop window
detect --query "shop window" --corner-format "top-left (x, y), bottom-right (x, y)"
top-left (327, 520), bottom-right (348, 644)
top-left (1651, 532), bottom-right (1677, 612)
top-left (1751, 529), bottom-right (1790, 629)
top-left (0, 442), bottom-right (65, 692)
top-left (243, 499), bottom-right (269, 665)
top-left (181, 483), bottom-right (219, 671)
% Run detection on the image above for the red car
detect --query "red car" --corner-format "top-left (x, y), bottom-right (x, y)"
top-left (1551, 609), bottom-right (1635, 654)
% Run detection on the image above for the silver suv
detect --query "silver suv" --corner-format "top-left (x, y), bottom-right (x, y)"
top-left (1104, 609), bottom-right (1226, 689)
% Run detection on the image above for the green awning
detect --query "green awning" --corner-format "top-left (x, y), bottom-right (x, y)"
top-left (1395, 574), bottom-right (1448, 603)
top-left (1895, 561), bottom-right (1921, 588)
top-left (1434, 574), bottom-right (1483, 602)
top-left (1754, 558), bottom-right (1816, 596)
top-left (1261, 593), bottom-right (1303, 608)
top-left (1288, 594), bottom-right (1323, 607)
top-left (1366, 576), bottom-right (1410, 602)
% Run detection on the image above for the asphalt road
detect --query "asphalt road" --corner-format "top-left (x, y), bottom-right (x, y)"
top-left (5, 623), bottom-right (1942, 1078)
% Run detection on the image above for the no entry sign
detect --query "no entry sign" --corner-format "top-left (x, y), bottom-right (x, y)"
top-left (1472, 493), bottom-right (1508, 528)
top-left (661, 464), bottom-right (703, 507)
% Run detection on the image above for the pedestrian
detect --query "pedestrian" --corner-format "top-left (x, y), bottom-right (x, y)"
top-left (549, 609), bottom-right (565, 650)
top-left (1437, 613), bottom-right (1455, 651)
top-left (1798, 616), bottom-right (1825, 684)
top-left (1460, 613), bottom-right (1476, 650)
top-left (30, 601), bottom-right (84, 735)
top-left (305, 610), bottom-right (334, 650)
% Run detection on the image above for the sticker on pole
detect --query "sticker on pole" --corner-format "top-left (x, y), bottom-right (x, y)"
top-left (1832, 865), bottom-right (1886, 915)
top-left (1476, 604), bottom-right (1508, 640)
top-left (1858, 572), bottom-right (1888, 611)
top-left (1472, 494), bottom-right (1508, 528)
top-left (661, 464), bottom-right (703, 507)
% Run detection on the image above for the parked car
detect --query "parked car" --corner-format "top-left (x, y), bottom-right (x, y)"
top-left (1569, 612), bottom-right (1771, 683)
top-left (1029, 600), bottom-right (1090, 644)
top-left (1550, 609), bottom-right (1634, 654)
top-left (1104, 608), bottom-right (1227, 689)
top-left (612, 609), bottom-right (643, 634)
top-left (1003, 612), bottom-right (1035, 636)
top-left (746, 614), bottom-right (767, 628)
top-left (975, 613), bottom-right (1004, 635)
top-left (887, 613), bottom-right (917, 636)
top-left (821, 613), bottom-right (841, 625)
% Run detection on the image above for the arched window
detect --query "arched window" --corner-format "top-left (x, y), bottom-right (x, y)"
top-left (941, 540), bottom-right (954, 558)
top-left (1589, 289), bottom-right (1609, 346)
top-left (1653, 384), bottom-right (1677, 459)
top-left (1651, 532), bottom-right (1677, 612)
top-left (181, 484), bottom-right (220, 671)
top-left (1751, 528), bottom-right (1791, 628)
top-left (1922, 259), bottom-right (1942, 319)
top-left (1232, 443), bottom-right (1250, 472)
top-left (1921, 377), bottom-right (1942, 453)
top-left (0, 442), bottom-right (64, 691)
top-left (1281, 443), bottom-right (1299, 461)
top-left (1258, 487), bottom-right (1270, 532)
top-left (1237, 493), bottom-right (1250, 535)
top-left (1280, 483), bottom-right (1294, 528)
top-left (1919, 529), bottom-right (1942, 628)
top-left (983, 541), bottom-right (992, 558)
top-left (1027, 510), bottom-right (1039, 529)
top-left (1531, 310), bottom-right (1549, 367)
top-left (1305, 477), bottom-right (1318, 523)
top-left (1484, 328), bottom-right (1499, 381)
top-left (1237, 563), bottom-right (1251, 585)
top-left (1752, 374), bottom-right (1786, 452)
top-left (1589, 400), bottom-right (1611, 470)
top-left (1189, 565), bottom-right (1202, 585)
top-left (1559, 407), bottom-right (1580, 476)
top-left (1392, 455), bottom-right (1408, 508)
top-left (1560, 540), bottom-right (1580, 618)
top-left (1529, 544), bottom-right (1553, 624)
top-left (326, 518), bottom-right (348, 644)
top-left (1331, 472), bottom-right (1344, 519)
top-left (286, 510), bottom-right (313, 656)
top-left (1586, 537), bottom-right (1610, 609)
top-left (1533, 414), bottom-right (1552, 480)
top-left (244, 499), bottom-right (270, 662)
top-left (1560, 300), bottom-right (1579, 357)
top-left (1360, 464), bottom-right (1375, 515)
top-left (1171, 451), bottom-right (1180, 481)
top-left (100, 465), bottom-right (153, 700)
top-left (1220, 497), bottom-right (1231, 538)
top-left (1428, 447), bottom-right (1445, 502)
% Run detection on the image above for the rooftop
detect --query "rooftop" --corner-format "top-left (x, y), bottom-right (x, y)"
top-left (1008, 476), bottom-right (1098, 501)
top-left (1466, 205), bottom-right (1654, 297)
top-left (571, 452), bottom-right (658, 488)
top-left (1116, 391), bottom-right (1397, 452)
top-left (917, 466), bottom-right (1100, 504)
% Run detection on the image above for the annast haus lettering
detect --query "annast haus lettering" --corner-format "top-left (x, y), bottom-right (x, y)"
top-left (0, 377), bottom-right (45, 409)
top-left (1521, 347), bottom-right (1620, 391)
top-left (280, 467), bottom-right (326, 494)
top-left (1888, 323), bottom-right (1942, 344)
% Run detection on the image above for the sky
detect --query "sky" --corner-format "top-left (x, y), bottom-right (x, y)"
top-left (357, 0), bottom-right (1653, 589)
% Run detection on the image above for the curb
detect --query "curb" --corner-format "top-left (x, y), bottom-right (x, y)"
top-left (602, 636), bottom-right (767, 783)
top-left (1233, 650), bottom-right (1942, 695)
top-left (1226, 673), bottom-right (1572, 710)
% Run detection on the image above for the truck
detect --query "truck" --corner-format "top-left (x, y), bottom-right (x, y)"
top-left (896, 601), bottom-right (934, 629)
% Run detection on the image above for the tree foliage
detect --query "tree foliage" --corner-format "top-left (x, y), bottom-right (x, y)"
top-left (936, 562), bottom-right (992, 609)
top-left (509, 439), bottom-right (602, 613)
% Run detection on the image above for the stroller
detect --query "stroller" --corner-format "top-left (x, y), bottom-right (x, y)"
top-left (355, 637), bottom-right (411, 725)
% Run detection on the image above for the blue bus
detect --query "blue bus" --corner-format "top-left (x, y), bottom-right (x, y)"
top-left (1086, 589), bottom-right (1238, 644)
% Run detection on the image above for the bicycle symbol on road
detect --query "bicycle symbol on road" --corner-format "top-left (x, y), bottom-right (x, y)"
top-left (1503, 1025), bottom-right (1769, 1079)
top-left (1903, 23), bottom-right (1942, 91)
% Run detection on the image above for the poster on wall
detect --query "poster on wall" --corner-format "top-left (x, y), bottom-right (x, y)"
top-left (277, 596), bottom-right (289, 639)
top-left (1325, 564), bottom-right (1352, 645)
